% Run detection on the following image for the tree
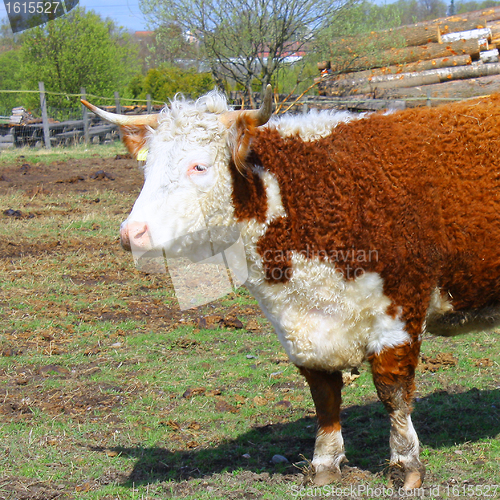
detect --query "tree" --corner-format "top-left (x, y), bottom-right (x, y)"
top-left (134, 25), bottom-right (199, 73)
top-left (416, 0), bottom-right (447, 20)
top-left (382, 0), bottom-right (447, 25)
top-left (456, 0), bottom-right (500, 14)
top-left (0, 17), bottom-right (21, 52)
top-left (0, 49), bottom-right (24, 114)
top-left (140, 0), bottom-right (352, 100)
top-left (20, 8), bottom-right (140, 108)
top-left (0, 18), bottom-right (24, 113)
top-left (314, 0), bottom-right (405, 75)
top-left (148, 24), bottom-right (199, 69)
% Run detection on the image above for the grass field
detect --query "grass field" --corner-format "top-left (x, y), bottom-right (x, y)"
top-left (0, 143), bottom-right (499, 499)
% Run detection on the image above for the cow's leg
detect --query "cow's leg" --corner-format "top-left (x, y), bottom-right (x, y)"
top-left (298, 367), bottom-right (345, 486)
top-left (369, 341), bottom-right (425, 491)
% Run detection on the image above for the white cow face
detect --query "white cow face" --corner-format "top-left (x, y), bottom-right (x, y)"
top-left (122, 114), bottom-right (232, 260)
top-left (81, 87), bottom-right (273, 262)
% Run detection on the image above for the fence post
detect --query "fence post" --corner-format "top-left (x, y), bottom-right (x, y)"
top-left (146, 94), bottom-right (151, 114)
top-left (81, 87), bottom-right (89, 145)
top-left (38, 81), bottom-right (51, 150)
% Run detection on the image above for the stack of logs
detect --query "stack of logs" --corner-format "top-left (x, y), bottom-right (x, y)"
top-left (9, 107), bottom-right (34, 126)
top-left (317, 6), bottom-right (500, 106)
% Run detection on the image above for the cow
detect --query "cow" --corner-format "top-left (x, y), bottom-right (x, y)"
top-left (82, 88), bottom-right (500, 490)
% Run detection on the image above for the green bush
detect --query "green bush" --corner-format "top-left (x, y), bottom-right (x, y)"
top-left (0, 49), bottom-right (24, 115)
top-left (128, 65), bottom-right (214, 103)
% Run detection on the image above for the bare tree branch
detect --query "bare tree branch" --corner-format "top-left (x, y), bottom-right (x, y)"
top-left (140, 0), bottom-right (352, 100)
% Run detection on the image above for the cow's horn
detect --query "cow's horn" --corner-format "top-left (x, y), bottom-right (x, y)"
top-left (80, 100), bottom-right (159, 128)
top-left (248, 84), bottom-right (273, 126)
top-left (220, 85), bottom-right (273, 128)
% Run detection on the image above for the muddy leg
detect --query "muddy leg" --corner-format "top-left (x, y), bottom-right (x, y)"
top-left (369, 342), bottom-right (425, 491)
top-left (299, 367), bottom-right (345, 486)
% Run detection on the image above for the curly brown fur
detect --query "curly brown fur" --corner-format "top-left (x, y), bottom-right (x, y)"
top-left (231, 94), bottom-right (500, 337)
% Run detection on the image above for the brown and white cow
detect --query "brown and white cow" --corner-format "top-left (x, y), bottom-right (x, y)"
top-left (82, 88), bottom-right (500, 490)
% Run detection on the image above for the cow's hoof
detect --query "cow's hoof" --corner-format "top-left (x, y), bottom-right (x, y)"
top-left (312, 465), bottom-right (341, 486)
top-left (387, 463), bottom-right (425, 491)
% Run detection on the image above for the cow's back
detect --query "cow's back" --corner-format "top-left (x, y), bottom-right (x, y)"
top-left (245, 95), bottom-right (500, 326)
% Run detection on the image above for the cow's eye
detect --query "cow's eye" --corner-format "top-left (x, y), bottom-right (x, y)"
top-left (188, 163), bottom-right (209, 175)
top-left (187, 162), bottom-right (215, 191)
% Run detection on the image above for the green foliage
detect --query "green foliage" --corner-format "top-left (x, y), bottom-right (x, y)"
top-left (388, 0), bottom-right (447, 24)
top-left (20, 8), bottom-right (140, 109)
top-left (314, 0), bottom-right (405, 74)
top-left (148, 24), bottom-right (198, 67)
top-left (0, 17), bottom-right (20, 51)
top-left (456, 0), bottom-right (500, 13)
top-left (134, 25), bottom-right (199, 73)
top-left (0, 18), bottom-right (24, 114)
top-left (272, 60), bottom-right (319, 95)
top-left (336, 0), bottom-right (403, 36)
top-left (128, 65), bottom-right (214, 102)
top-left (0, 49), bottom-right (24, 114)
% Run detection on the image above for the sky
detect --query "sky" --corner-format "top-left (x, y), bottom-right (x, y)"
top-left (78, 0), bottom-right (147, 31)
top-left (0, 0), bottom-right (149, 34)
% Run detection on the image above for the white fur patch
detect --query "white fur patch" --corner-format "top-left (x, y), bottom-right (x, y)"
top-left (426, 287), bottom-right (454, 318)
top-left (260, 169), bottom-right (286, 222)
top-left (268, 109), bottom-right (364, 142)
top-left (244, 252), bottom-right (410, 372)
top-left (312, 429), bottom-right (345, 469)
top-left (124, 92), bottom-right (238, 258)
top-left (389, 410), bottom-right (420, 466)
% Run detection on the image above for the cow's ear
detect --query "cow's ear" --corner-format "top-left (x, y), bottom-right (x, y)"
top-left (221, 85), bottom-right (273, 174)
top-left (230, 113), bottom-right (258, 174)
top-left (121, 126), bottom-right (150, 158)
top-left (80, 100), bottom-right (159, 159)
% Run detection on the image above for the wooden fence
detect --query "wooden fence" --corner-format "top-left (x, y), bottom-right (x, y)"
top-left (0, 84), bottom-right (160, 150)
top-left (0, 81), bottom-right (482, 151)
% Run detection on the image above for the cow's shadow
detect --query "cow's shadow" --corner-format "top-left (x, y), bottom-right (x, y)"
top-left (93, 388), bottom-right (500, 486)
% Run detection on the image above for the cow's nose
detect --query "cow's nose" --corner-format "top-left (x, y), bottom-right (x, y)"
top-left (120, 221), bottom-right (151, 251)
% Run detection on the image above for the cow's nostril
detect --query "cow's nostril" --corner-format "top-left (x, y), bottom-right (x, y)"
top-left (134, 228), bottom-right (147, 240)
top-left (121, 221), bottom-right (151, 251)
top-left (125, 222), bottom-right (151, 249)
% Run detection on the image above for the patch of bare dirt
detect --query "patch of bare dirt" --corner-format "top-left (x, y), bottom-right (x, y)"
top-left (0, 237), bottom-right (116, 259)
top-left (0, 155), bottom-right (142, 196)
top-left (473, 357), bottom-right (494, 367)
top-left (0, 369), bottom-right (126, 423)
top-left (0, 478), bottom-right (72, 500)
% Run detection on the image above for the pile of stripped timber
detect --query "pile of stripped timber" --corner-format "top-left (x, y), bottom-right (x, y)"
top-left (317, 6), bottom-right (500, 106)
